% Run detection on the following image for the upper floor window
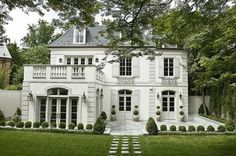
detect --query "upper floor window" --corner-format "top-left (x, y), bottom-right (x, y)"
top-left (120, 58), bottom-right (132, 76)
top-left (88, 58), bottom-right (93, 65)
top-left (164, 58), bottom-right (173, 76)
top-left (74, 58), bottom-right (78, 65)
top-left (74, 28), bottom-right (86, 44)
top-left (67, 58), bottom-right (71, 65)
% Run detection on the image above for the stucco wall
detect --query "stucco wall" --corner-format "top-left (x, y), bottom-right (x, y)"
top-left (188, 96), bottom-right (210, 114)
top-left (0, 90), bottom-right (21, 118)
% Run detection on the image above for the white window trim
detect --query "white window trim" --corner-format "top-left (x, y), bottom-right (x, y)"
top-left (73, 27), bottom-right (86, 44)
top-left (119, 58), bottom-right (132, 77)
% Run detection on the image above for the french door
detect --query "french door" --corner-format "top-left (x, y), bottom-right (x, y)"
top-left (50, 98), bottom-right (67, 125)
top-left (162, 91), bottom-right (175, 120)
top-left (117, 90), bottom-right (132, 120)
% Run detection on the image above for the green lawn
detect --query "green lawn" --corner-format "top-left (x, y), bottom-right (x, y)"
top-left (0, 130), bottom-right (112, 156)
top-left (140, 135), bottom-right (236, 156)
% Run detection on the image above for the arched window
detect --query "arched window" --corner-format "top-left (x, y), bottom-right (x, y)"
top-left (48, 88), bottom-right (68, 95)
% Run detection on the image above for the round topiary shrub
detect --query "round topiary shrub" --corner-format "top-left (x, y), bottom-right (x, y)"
top-left (16, 121), bottom-right (24, 128)
top-left (77, 123), bottom-right (84, 130)
top-left (179, 105), bottom-right (183, 109)
top-left (217, 125), bottom-right (226, 132)
top-left (33, 121), bottom-right (40, 128)
top-left (68, 123), bottom-right (75, 130)
top-left (170, 125), bottom-right (176, 131)
top-left (12, 114), bottom-right (21, 123)
top-left (93, 118), bottom-right (105, 134)
top-left (100, 111), bottom-right (107, 120)
top-left (145, 117), bottom-right (158, 135)
top-left (225, 119), bottom-right (235, 130)
top-left (112, 105), bottom-right (116, 109)
top-left (156, 111), bottom-right (161, 115)
top-left (25, 121), bottom-right (32, 128)
top-left (226, 125), bottom-right (235, 131)
top-left (41, 121), bottom-right (49, 128)
top-left (8, 121), bottom-right (15, 127)
top-left (156, 106), bottom-right (160, 109)
top-left (178, 126), bottom-right (186, 132)
top-left (133, 110), bottom-right (139, 115)
top-left (86, 124), bottom-right (93, 130)
top-left (0, 121), bottom-right (6, 126)
top-left (111, 110), bottom-right (116, 115)
top-left (197, 125), bottom-right (205, 132)
top-left (134, 105), bottom-right (139, 109)
top-left (179, 111), bottom-right (184, 116)
top-left (59, 122), bottom-right (66, 129)
top-left (51, 122), bottom-right (57, 128)
top-left (188, 125), bottom-right (196, 132)
top-left (160, 125), bottom-right (167, 131)
top-left (207, 125), bottom-right (215, 132)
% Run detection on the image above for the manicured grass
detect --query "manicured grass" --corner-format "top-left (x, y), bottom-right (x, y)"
top-left (0, 130), bottom-right (112, 156)
top-left (140, 135), bottom-right (236, 156)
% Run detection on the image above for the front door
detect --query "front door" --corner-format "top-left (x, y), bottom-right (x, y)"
top-left (117, 90), bottom-right (132, 120)
top-left (162, 91), bottom-right (175, 120)
top-left (50, 98), bottom-right (67, 126)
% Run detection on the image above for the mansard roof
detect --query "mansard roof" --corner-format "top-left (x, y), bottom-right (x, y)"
top-left (0, 44), bottom-right (11, 59)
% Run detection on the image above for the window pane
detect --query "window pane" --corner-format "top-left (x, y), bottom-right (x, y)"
top-left (67, 58), bottom-right (71, 65)
top-left (163, 107), bottom-right (168, 111)
top-left (81, 58), bottom-right (85, 65)
top-left (74, 58), bottom-right (78, 65)
top-left (169, 107), bottom-right (174, 111)
top-left (88, 58), bottom-right (93, 65)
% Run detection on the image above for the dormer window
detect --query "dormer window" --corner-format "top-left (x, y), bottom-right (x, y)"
top-left (74, 27), bottom-right (86, 44)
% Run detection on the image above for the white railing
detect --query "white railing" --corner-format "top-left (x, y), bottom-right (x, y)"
top-left (72, 66), bottom-right (85, 79)
top-left (33, 66), bottom-right (46, 78)
top-left (96, 69), bottom-right (104, 82)
top-left (50, 66), bottom-right (67, 78)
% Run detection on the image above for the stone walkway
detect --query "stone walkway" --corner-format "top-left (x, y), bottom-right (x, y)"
top-left (108, 136), bottom-right (142, 156)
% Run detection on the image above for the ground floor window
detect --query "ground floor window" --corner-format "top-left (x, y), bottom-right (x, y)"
top-left (71, 99), bottom-right (78, 125)
top-left (40, 98), bottom-right (46, 123)
top-left (50, 99), bottom-right (57, 124)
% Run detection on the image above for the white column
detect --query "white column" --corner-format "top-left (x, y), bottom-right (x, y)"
top-left (45, 97), bottom-right (49, 122)
top-left (56, 99), bottom-right (60, 127)
top-left (66, 97), bottom-right (70, 129)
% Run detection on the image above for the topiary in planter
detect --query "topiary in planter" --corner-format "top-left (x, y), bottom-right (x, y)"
top-left (8, 121), bottom-right (15, 127)
top-left (134, 105), bottom-right (138, 109)
top-left (112, 105), bottom-right (116, 109)
top-left (178, 126), bottom-right (186, 132)
top-left (156, 111), bottom-right (161, 115)
top-left (156, 106), bottom-right (160, 109)
top-left (197, 125), bottom-right (205, 132)
top-left (133, 110), bottom-right (139, 115)
top-left (100, 111), bottom-right (107, 120)
top-left (16, 121), bottom-right (24, 128)
top-left (170, 125), bottom-right (176, 131)
top-left (86, 124), bottom-right (93, 130)
top-left (25, 121), bottom-right (32, 128)
top-left (160, 125), bottom-right (167, 131)
top-left (33, 121), bottom-right (40, 128)
top-left (93, 118), bottom-right (105, 134)
top-left (111, 110), bottom-right (116, 115)
top-left (145, 117), bottom-right (158, 135)
top-left (41, 121), bottom-right (49, 128)
top-left (179, 105), bottom-right (183, 109)
top-left (77, 123), bottom-right (84, 130)
top-left (179, 111), bottom-right (184, 116)
top-left (207, 125), bottom-right (215, 132)
top-left (188, 125), bottom-right (196, 132)
top-left (217, 125), bottom-right (226, 132)
top-left (51, 122), bottom-right (57, 128)
top-left (59, 122), bottom-right (66, 129)
top-left (226, 125), bottom-right (235, 131)
top-left (0, 121), bottom-right (6, 126)
top-left (69, 123), bottom-right (75, 130)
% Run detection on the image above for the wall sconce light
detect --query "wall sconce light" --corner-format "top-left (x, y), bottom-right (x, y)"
top-left (179, 93), bottom-right (182, 99)
top-left (157, 93), bottom-right (160, 99)
top-left (82, 92), bottom-right (86, 103)
top-left (27, 91), bottom-right (33, 101)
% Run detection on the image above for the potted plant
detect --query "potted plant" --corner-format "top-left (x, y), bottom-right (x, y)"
top-left (111, 110), bottom-right (116, 121)
top-left (179, 111), bottom-right (184, 122)
top-left (133, 110), bottom-right (139, 121)
top-left (156, 111), bottom-right (161, 121)
top-left (179, 105), bottom-right (183, 109)
top-left (156, 106), bottom-right (160, 109)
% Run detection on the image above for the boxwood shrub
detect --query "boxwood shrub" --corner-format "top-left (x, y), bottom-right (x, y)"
top-left (145, 117), bottom-right (158, 135)
top-left (77, 123), bottom-right (84, 130)
top-left (93, 118), bottom-right (105, 134)
top-left (51, 122), bottom-right (57, 128)
top-left (170, 125), bottom-right (176, 131)
top-left (100, 111), bottom-right (107, 120)
top-left (207, 125), bottom-right (215, 132)
top-left (59, 122), bottom-right (66, 129)
top-left (25, 121), bottom-right (32, 128)
top-left (68, 123), bottom-right (75, 130)
top-left (197, 125), bottom-right (205, 132)
top-left (225, 119), bottom-right (235, 130)
top-left (0, 121), bottom-right (6, 126)
top-left (188, 125), bottom-right (196, 132)
top-left (33, 121), bottom-right (40, 128)
top-left (86, 124), bottom-right (93, 130)
top-left (226, 125), bottom-right (235, 131)
top-left (16, 121), bottom-right (24, 128)
top-left (160, 125), bottom-right (167, 131)
top-left (217, 125), bottom-right (225, 132)
top-left (41, 121), bottom-right (49, 128)
top-left (8, 121), bottom-right (15, 127)
top-left (178, 126), bottom-right (186, 132)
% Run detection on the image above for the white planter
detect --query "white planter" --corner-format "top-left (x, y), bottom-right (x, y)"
top-left (111, 114), bottom-right (116, 121)
top-left (156, 115), bottom-right (161, 122)
top-left (133, 115), bottom-right (139, 121)
top-left (179, 115), bottom-right (184, 122)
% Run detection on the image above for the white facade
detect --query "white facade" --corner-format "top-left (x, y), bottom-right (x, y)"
top-left (21, 26), bottom-right (188, 128)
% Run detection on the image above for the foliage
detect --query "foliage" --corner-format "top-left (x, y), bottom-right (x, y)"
top-left (0, 66), bottom-right (6, 89)
top-left (0, 109), bottom-right (5, 121)
top-left (16, 121), bottom-right (24, 128)
top-left (156, 106), bottom-right (160, 109)
top-left (11, 114), bottom-right (21, 124)
top-left (200, 114), bottom-right (226, 123)
top-left (207, 125), bottom-right (215, 132)
top-left (0, 121), bottom-right (6, 126)
top-left (188, 125), bottom-right (196, 132)
top-left (51, 122), bottom-right (57, 128)
top-left (25, 121), bottom-right (32, 128)
top-left (59, 122), bottom-right (66, 129)
top-left (100, 111), bottom-right (107, 120)
top-left (77, 123), bottom-right (84, 130)
top-left (178, 126), bottom-right (186, 132)
top-left (197, 126), bottom-right (205, 132)
top-left (156, 111), bottom-right (161, 115)
top-left (41, 121), bottom-right (49, 128)
top-left (217, 125), bottom-right (226, 132)
top-left (179, 111), bottom-right (184, 116)
top-left (112, 105), bottom-right (116, 108)
top-left (86, 124), bottom-right (93, 130)
top-left (33, 121), bottom-right (40, 128)
top-left (145, 117), bottom-right (158, 135)
top-left (111, 110), bottom-right (116, 115)
top-left (14, 108), bottom-right (21, 116)
top-left (226, 125), bottom-right (235, 132)
top-left (68, 123), bottom-right (75, 130)
top-left (133, 110), bottom-right (139, 115)
top-left (134, 105), bottom-right (138, 109)
top-left (7, 121), bottom-right (15, 127)
top-left (160, 125), bottom-right (167, 131)
top-left (169, 125), bottom-right (176, 132)
top-left (225, 119), bottom-right (235, 130)
top-left (93, 118), bottom-right (105, 134)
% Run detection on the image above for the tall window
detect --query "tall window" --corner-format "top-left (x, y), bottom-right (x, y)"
top-left (40, 98), bottom-right (46, 123)
top-left (75, 29), bottom-right (85, 44)
top-left (162, 91), bottom-right (175, 112)
top-left (120, 58), bottom-right (132, 76)
top-left (51, 99), bottom-right (57, 124)
top-left (88, 58), bottom-right (93, 65)
top-left (71, 99), bottom-right (78, 125)
top-left (60, 99), bottom-right (67, 123)
top-left (164, 58), bottom-right (174, 76)
top-left (67, 58), bottom-right (71, 65)
top-left (74, 58), bottom-right (78, 65)
top-left (119, 90), bottom-right (132, 111)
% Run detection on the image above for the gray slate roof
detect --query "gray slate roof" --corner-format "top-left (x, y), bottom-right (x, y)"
top-left (0, 44), bottom-right (11, 59)
top-left (49, 26), bottom-right (110, 47)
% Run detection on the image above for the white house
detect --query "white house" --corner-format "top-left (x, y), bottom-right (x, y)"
top-left (21, 25), bottom-right (188, 128)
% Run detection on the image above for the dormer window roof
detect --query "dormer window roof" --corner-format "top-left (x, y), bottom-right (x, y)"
top-left (74, 27), bottom-right (86, 44)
